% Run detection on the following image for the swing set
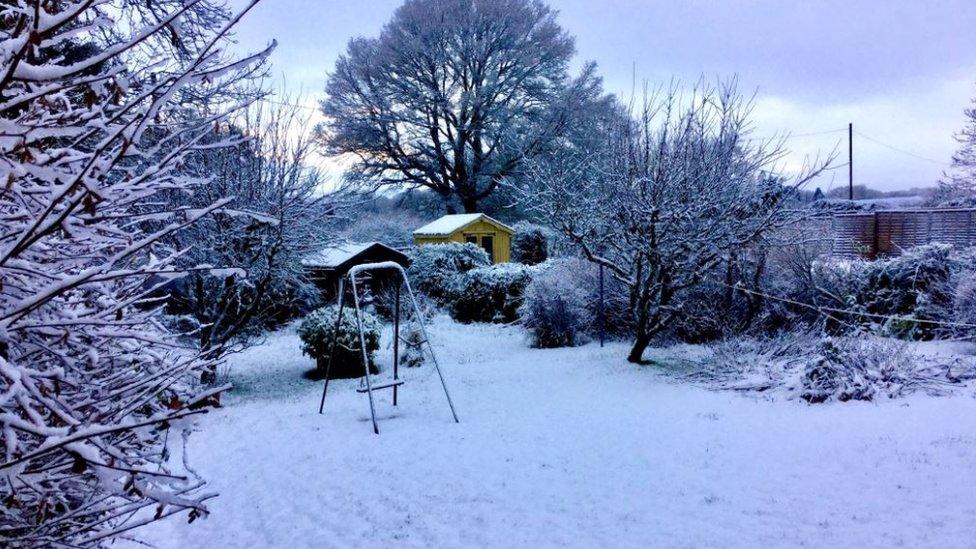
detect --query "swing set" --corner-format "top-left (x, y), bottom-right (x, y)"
top-left (316, 261), bottom-right (459, 434)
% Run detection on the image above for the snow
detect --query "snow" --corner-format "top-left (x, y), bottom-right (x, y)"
top-left (412, 213), bottom-right (513, 236)
top-left (129, 318), bottom-right (976, 548)
top-left (302, 242), bottom-right (375, 268)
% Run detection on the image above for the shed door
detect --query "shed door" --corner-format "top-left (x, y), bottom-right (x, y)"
top-left (481, 235), bottom-right (494, 262)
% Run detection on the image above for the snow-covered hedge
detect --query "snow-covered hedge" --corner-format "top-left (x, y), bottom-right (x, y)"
top-left (407, 243), bottom-right (490, 304)
top-left (520, 259), bottom-right (592, 347)
top-left (511, 221), bottom-right (550, 265)
top-left (451, 264), bottom-right (534, 323)
top-left (798, 244), bottom-right (961, 339)
top-left (298, 306), bottom-right (381, 378)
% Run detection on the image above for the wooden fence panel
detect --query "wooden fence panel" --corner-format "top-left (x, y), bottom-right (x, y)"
top-left (831, 208), bottom-right (976, 258)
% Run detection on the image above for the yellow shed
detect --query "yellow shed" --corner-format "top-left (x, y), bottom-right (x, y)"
top-left (413, 213), bottom-right (515, 264)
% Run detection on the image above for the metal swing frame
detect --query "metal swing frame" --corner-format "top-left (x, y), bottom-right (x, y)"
top-left (317, 261), bottom-right (459, 434)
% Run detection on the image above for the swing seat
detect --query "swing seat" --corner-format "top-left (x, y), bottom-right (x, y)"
top-left (356, 379), bottom-right (405, 393)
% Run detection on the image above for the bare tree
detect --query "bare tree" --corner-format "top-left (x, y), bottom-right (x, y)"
top-left (522, 82), bottom-right (831, 363)
top-left (319, 0), bottom-right (601, 213)
top-left (937, 87), bottom-right (976, 202)
top-left (0, 1), bottom-right (271, 544)
top-left (163, 99), bottom-right (335, 373)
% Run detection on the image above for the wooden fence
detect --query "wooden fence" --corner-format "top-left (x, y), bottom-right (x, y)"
top-left (832, 208), bottom-right (976, 258)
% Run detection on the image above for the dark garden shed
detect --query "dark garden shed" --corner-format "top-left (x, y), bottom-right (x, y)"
top-left (303, 242), bottom-right (410, 301)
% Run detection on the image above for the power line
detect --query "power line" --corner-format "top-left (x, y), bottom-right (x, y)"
top-left (854, 130), bottom-right (952, 167)
top-left (744, 127), bottom-right (848, 143)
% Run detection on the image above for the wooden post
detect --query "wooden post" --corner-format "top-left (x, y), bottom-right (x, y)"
top-left (848, 123), bottom-right (854, 201)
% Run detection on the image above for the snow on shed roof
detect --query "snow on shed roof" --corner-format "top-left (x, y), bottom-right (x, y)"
top-left (412, 213), bottom-right (514, 236)
top-left (302, 242), bottom-right (374, 268)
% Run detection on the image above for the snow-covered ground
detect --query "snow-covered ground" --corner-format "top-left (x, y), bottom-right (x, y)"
top-left (132, 318), bottom-right (976, 548)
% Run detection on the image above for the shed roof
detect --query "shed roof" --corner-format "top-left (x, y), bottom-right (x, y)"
top-left (302, 242), bottom-right (407, 269)
top-left (412, 213), bottom-right (514, 236)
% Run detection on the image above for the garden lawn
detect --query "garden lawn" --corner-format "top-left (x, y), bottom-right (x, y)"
top-left (131, 317), bottom-right (976, 548)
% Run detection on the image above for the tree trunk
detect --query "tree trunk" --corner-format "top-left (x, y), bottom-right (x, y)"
top-left (627, 331), bottom-right (652, 363)
top-left (461, 196), bottom-right (479, 213)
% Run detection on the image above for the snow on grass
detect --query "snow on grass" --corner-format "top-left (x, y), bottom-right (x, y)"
top-left (131, 316), bottom-right (976, 548)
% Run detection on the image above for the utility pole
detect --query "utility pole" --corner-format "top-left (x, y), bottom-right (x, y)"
top-left (848, 122), bottom-right (854, 200)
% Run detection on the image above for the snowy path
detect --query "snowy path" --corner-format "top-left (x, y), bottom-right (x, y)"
top-left (135, 319), bottom-right (976, 548)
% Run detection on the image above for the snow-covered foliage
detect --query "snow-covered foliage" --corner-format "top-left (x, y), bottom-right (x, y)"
top-left (407, 243), bottom-right (490, 304)
top-left (855, 244), bottom-right (955, 338)
top-left (341, 208), bottom-right (426, 249)
top-left (451, 264), bottom-right (534, 324)
top-left (163, 100), bottom-right (334, 361)
top-left (399, 324), bottom-right (427, 368)
top-left (795, 244), bottom-right (965, 339)
top-left (676, 334), bottom-right (976, 402)
top-left (511, 222), bottom-right (550, 265)
top-left (319, 0), bottom-right (603, 212)
top-left (520, 261), bottom-right (590, 347)
top-left (953, 272), bottom-right (976, 329)
top-left (298, 306), bottom-right (380, 379)
top-left (522, 82), bottom-right (830, 362)
top-left (0, 1), bottom-right (271, 544)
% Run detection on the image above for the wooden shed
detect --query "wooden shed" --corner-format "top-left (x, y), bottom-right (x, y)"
top-left (302, 242), bottom-right (409, 301)
top-left (412, 213), bottom-right (515, 263)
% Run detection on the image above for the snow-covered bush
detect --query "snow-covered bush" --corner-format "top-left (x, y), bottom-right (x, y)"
top-left (299, 307), bottom-right (381, 378)
top-left (399, 325), bottom-right (427, 368)
top-left (953, 271), bottom-right (976, 330)
top-left (511, 222), bottom-right (551, 265)
top-left (451, 264), bottom-right (534, 323)
top-left (785, 244), bottom-right (969, 339)
top-left (407, 243), bottom-right (490, 304)
top-left (800, 338), bottom-right (936, 403)
top-left (0, 1), bottom-right (269, 543)
top-left (520, 260), bottom-right (592, 347)
top-left (855, 244), bottom-right (955, 338)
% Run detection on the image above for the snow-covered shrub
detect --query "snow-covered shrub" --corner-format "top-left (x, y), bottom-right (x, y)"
top-left (399, 325), bottom-right (427, 368)
top-left (0, 1), bottom-right (269, 543)
top-left (520, 261), bottom-right (592, 347)
top-left (953, 271), bottom-right (976, 331)
top-left (451, 264), bottom-right (534, 323)
top-left (511, 222), bottom-right (550, 265)
top-left (299, 306), bottom-right (381, 378)
top-left (799, 338), bottom-right (938, 403)
top-left (407, 243), bottom-right (490, 304)
top-left (854, 244), bottom-right (955, 338)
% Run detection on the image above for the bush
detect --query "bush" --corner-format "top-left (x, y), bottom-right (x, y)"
top-left (953, 271), bottom-right (976, 330)
top-left (451, 263), bottom-right (534, 323)
top-left (789, 244), bottom-right (970, 339)
top-left (298, 306), bottom-right (381, 379)
top-left (855, 244), bottom-right (955, 338)
top-left (399, 324), bottom-right (427, 368)
top-left (407, 243), bottom-right (490, 304)
top-left (511, 222), bottom-right (550, 265)
top-left (520, 261), bottom-right (591, 347)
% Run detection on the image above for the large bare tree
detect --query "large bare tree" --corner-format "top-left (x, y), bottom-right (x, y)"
top-left (523, 82), bottom-right (831, 363)
top-left (319, 0), bottom-right (598, 213)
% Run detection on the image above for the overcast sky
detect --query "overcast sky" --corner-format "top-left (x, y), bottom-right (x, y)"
top-left (228, 0), bottom-right (976, 192)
